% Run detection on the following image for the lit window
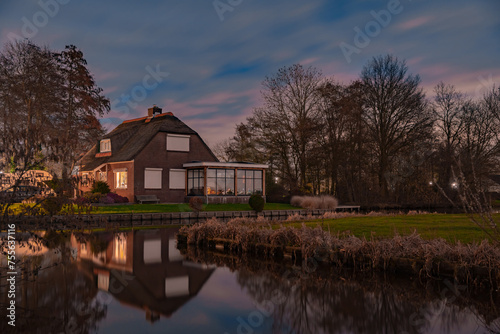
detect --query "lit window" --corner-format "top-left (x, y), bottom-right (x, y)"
top-left (115, 170), bottom-right (127, 189)
top-left (237, 169), bottom-right (263, 195)
top-left (100, 139), bottom-right (111, 152)
top-left (207, 169), bottom-right (234, 196)
top-left (113, 234), bottom-right (127, 264)
top-left (187, 169), bottom-right (204, 195)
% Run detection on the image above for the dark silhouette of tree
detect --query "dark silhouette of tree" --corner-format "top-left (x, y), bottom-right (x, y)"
top-left (54, 45), bottom-right (110, 178)
top-left (249, 64), bottom-right (324, 193)
top-left (360, 55), bottom-right (432, 199)
top-left (0, 41), bottom-right (108, 177)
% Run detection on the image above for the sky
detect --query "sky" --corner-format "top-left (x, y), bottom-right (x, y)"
top-left (1, 0), bottom-right (499, 147)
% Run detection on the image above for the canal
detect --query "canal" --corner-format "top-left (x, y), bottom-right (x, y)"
top-left (0, 228), bottom-right (499, 333)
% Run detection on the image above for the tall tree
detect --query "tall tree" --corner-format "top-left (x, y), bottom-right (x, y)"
top-left (250, 64), bottom-right (324, 192)
top-left (360, 55), bottom-right (432, 198)
top-left (0, 41), bottom-right (108, 177)
top-left (432, 82), bottom-right (466, 189)
top-left (0, 41), bottom-right (61, 171)
top-left (54, 45), bottom-right (109, 177)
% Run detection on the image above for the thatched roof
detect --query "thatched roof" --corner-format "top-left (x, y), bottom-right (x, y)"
top-left (78, 113), bottom-right (211, 172)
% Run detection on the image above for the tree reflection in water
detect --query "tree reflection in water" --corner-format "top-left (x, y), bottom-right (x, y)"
top-left (0, 231), bottom-right (107, 334)
top-left (183, 247), bottom-right (500, 334)
top-left (2, 230), bottom-right (499, 334)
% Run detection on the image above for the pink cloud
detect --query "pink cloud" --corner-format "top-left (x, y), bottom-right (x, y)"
top-left (398, 16), bottom-right (432, 30)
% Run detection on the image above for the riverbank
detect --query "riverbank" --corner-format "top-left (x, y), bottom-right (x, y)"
top-left (177, 217), bottom-right (500, 287)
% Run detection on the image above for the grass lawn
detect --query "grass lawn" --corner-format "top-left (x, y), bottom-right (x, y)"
top-left (280, 213), bottom-right (500, 244)
top-left (94, 202), bottom-right (296, 214)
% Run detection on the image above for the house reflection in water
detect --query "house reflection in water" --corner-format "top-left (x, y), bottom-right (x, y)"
top-left (72, 228), bottom-right (214, 323)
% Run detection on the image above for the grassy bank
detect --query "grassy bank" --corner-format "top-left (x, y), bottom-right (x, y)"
top-left (94, 202), bottom-right (296, 214)
top-left (8, 202), bottom-right (296, 215)
top-left (178, 218), bottom-right (500, 286)
top-left (282, 213), bottom-right (500, 244)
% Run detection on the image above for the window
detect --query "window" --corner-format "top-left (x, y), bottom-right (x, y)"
top-left (187, 169), bottom-right (204, 195)
top-left (98, 170), bottom-right (107, 182)
top-left (165, 276), bottom-right (189, 297)
top-left (166, 134), bottom-right (190, 152)
top-left (143, 239), bottom-right (162, 264)
top-left (145, 168), bottom-right (162, 189)
top-left (168, 238), bottom-right (183, 261)
top-left (100, 139), bottom-right (111, 152)
top-left (207, 169), bottom-right (234, 195)
top-left (237, 169), bottom-right (263, 195)
top-left (113, 234), bottom-right (127, 264)
top-left (97, 273), bottom-right (109, 291)
top-left (115, 169), bottom-right (127, 189)
top-left (169, 169), bottom-right (185, 189)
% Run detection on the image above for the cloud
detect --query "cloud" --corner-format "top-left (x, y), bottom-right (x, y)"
top-left (0, 0), bottom-right (498, 144)
top-left (397, 16), bottom-right (432, 30)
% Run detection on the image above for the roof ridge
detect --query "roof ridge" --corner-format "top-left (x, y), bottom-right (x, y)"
top-left (122, 113), bottom-right (171, 124)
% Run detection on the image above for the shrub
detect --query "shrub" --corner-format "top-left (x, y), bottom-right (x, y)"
top-left (83, 191), bottom-right (102, 203)
top-left (290, 195), bottom-right (338, 210)
top-left (107, 192), bottom-right (129, 203)
top-left (99, 195), bottom-right (115, 204)
top-left (290, 196), bottom-right (302, 207)
top-left (249, 194), bottom-right (265, 212)
top-left (91, 181), bottom-right (110, 194)
top-left (41, 196), bottom-right (68, 215)
top-left (189, 197), bottom-right (204, 213)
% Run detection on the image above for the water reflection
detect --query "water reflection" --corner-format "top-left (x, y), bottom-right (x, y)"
top-left (73, 228), bottom-right (215, 323)
top-left (1, 229), bottom-right (499, 334)
top-left (183, 247), bottom-right (500, 334)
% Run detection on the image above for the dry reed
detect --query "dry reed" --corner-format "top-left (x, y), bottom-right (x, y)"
top-left (178, 217), bottom-right (500, 286)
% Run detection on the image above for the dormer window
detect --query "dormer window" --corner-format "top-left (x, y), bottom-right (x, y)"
top-left (100, 139), bottom-right (111, 152)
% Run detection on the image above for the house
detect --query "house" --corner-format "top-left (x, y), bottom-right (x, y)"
top-left (71, 229), bottom-right (215, 321)
top-left (77, 106), bottom-right (267, 203)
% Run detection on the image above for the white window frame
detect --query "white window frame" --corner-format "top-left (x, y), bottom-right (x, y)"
top-left (166, 134), bottom-right (190, 152)
top-left (169, 169), bottom-right (186, 190)
top-left (100, 139), bottom-right (111, 152)
top-left (144, 168), bottom-right (163, 189)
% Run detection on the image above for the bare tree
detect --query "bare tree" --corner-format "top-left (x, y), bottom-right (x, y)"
top-left (360, 55), bottom-right (432, 198)
top-left (249, 64), bottom-right (324, 192)
top-left (0, 41), bottom-right (108, 177)
top-left (0, 41), bottom-right (61, 172)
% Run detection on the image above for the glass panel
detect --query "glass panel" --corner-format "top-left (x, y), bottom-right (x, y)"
top-left (207, 169), bottom-right (216, 178)
top-left (187, 170), bottom-right (194, 178)
top-left (216, 178), bottom-right (225, 195)
top-left (226, 177), bottom-right (235, 195)
top-left (254, 178), bottom-right (263, 195)
top-left (246, 179), bottom-right (253, 194)
top-left (116, 172), bottom-right (127, 189)
top-left (188, 178), bottom-right (193, 192)
top-left (246, 170), bottom-right (253, 179)
top-left (237, 170), bottom-right (245, 178)
top-left (237, 178), bottom-right (245, 195)
top-left (254, 170), bottom-right (262, 179)
top-left (226, 169), bottom-right (235, 178)
top-left (217, 169), bottom-right (225, 178)
top-left (207, 178), bottom-right (216, 195)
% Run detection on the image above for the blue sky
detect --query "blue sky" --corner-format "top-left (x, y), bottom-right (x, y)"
top-left (1, 0), bottom-right (499, 146)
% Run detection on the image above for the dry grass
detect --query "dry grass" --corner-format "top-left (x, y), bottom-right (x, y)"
top-left (178, 217), bottom-right (500, 286)
top-left (290, 195), bottom-right (338, 210)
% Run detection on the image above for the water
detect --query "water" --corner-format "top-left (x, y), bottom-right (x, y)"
top-left (1, 228), bottom-right (499, 334)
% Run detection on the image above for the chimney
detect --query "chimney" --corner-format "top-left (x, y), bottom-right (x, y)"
top-left (147, 105), bottom-right (162, 117)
